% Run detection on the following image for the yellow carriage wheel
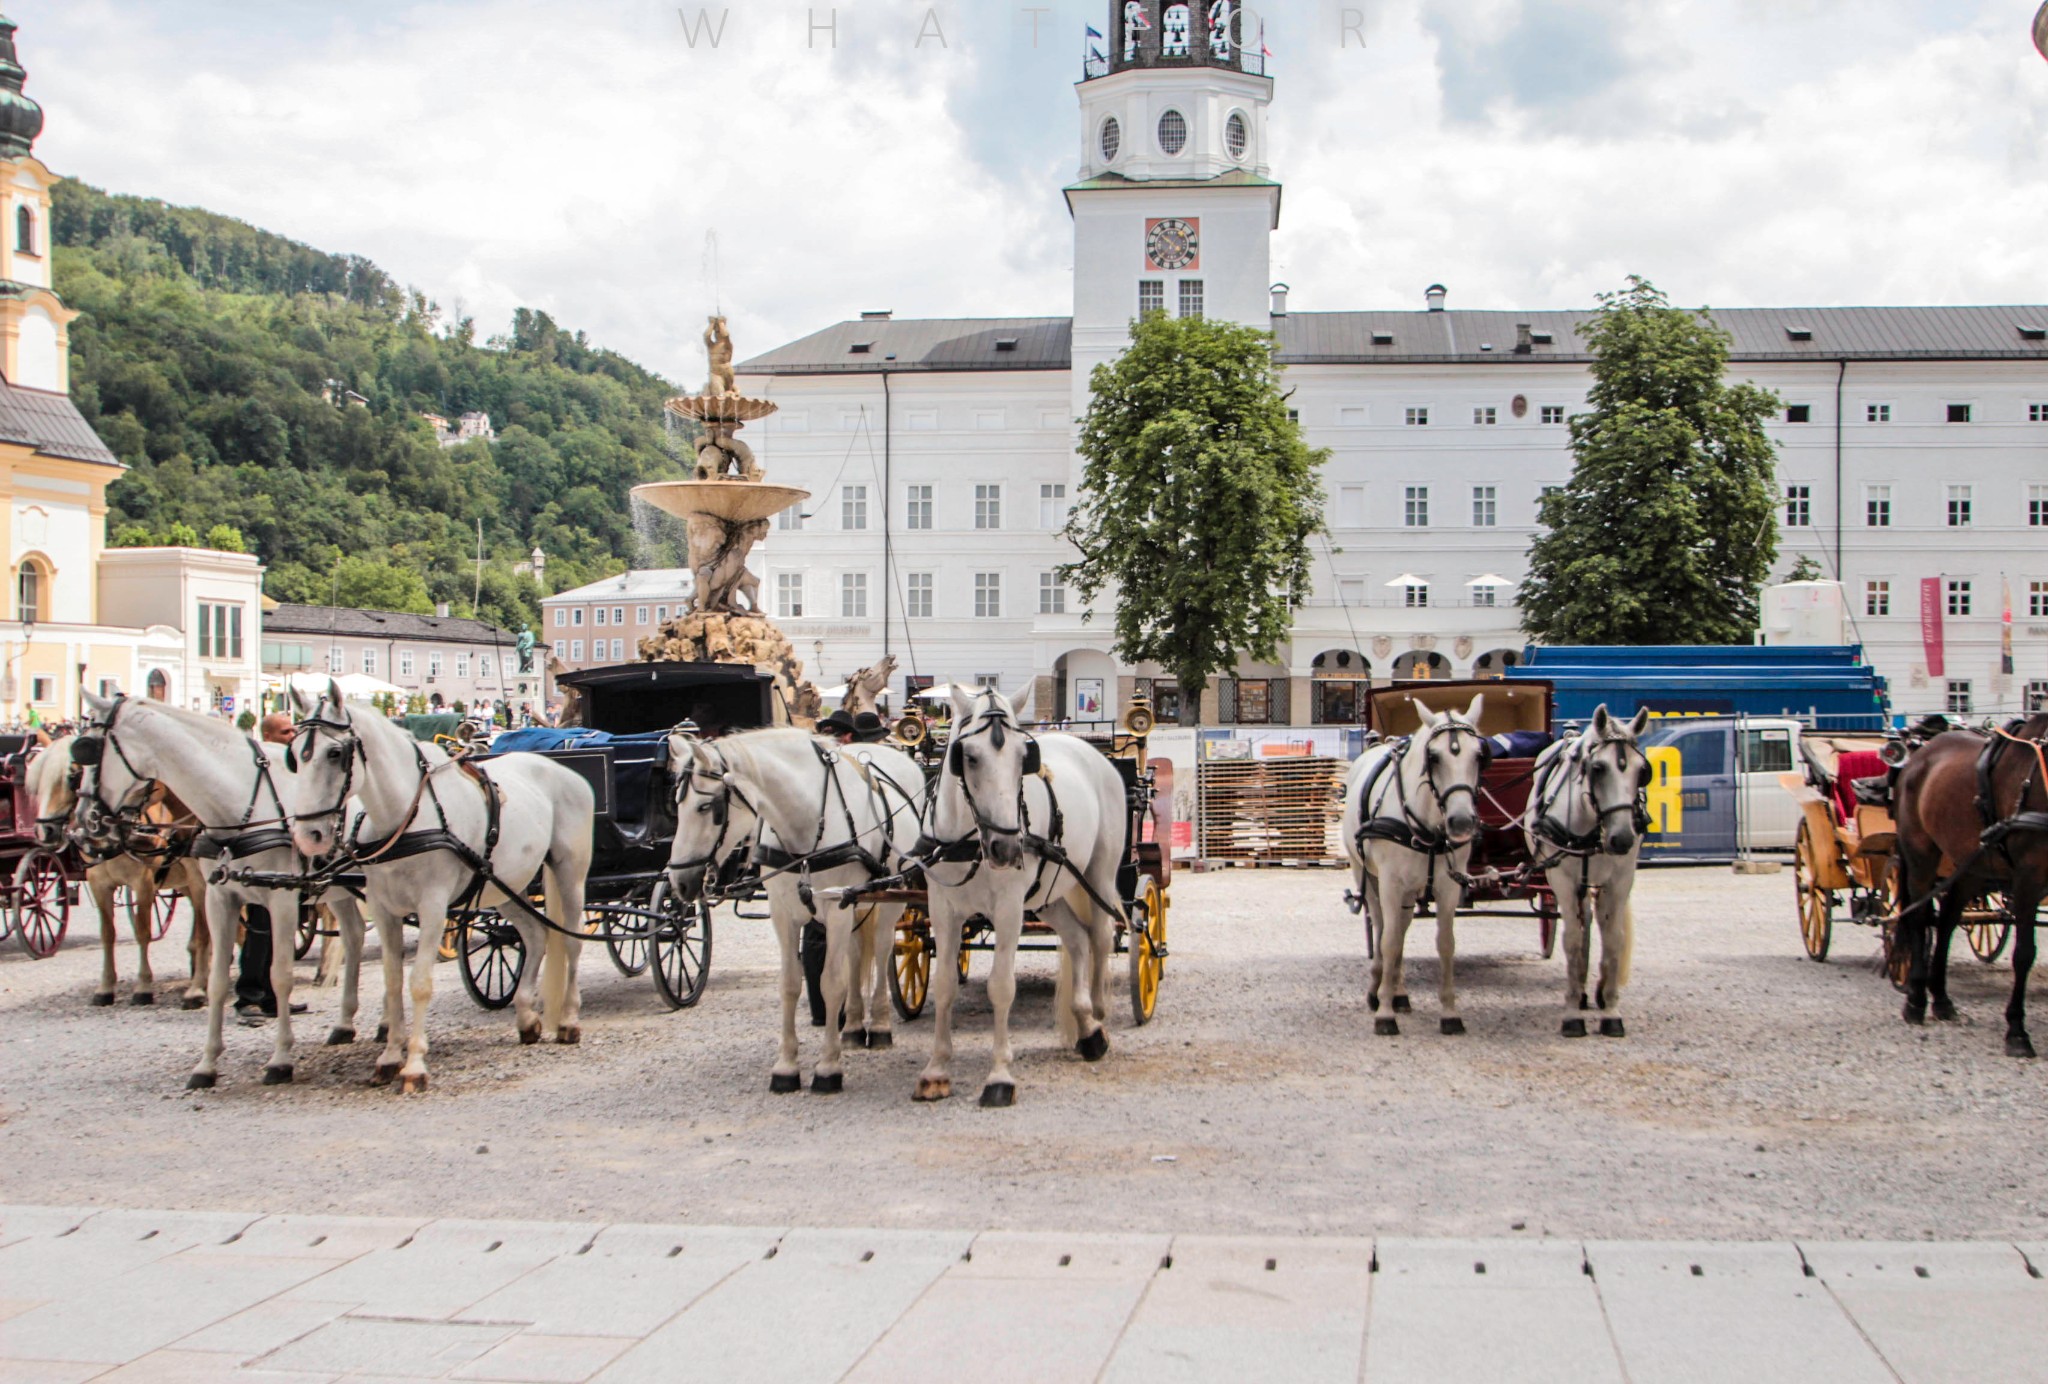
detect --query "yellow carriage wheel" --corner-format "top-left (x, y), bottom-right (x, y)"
top-left (890, 905), bottom-right (933, 1021)
top-left (438, 917), bottom-right (461, 961)
top-left (1793, 820), bottom-right (1832, 962)
top-left (1965, 893), bottom-right (2011, 964)
top-left (1128, 876), bottom-right (1166, 1026)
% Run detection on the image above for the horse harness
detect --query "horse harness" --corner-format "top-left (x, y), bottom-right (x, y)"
top-left (1974, 721), bottom-right (2048, 861)
top-left (70, 696), bottom-right (293, 865)
top-left (1353, 721), bottom-right (1489, 873)
top-left (1528, 731), bottom-right (1652, 862)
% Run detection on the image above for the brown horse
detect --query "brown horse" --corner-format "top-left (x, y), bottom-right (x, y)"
top-left (1892, 713), bottom-right (2048, 1057)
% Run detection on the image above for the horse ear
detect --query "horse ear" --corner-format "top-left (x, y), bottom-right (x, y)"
top-left (82, 690), bottom-right (112, 716)
top-left (1590, 704), bottom-right (1611, 737)
top-left (326, 677), bottom-right (343, 710)
top-left (1627, 707), bottom-right (1651, 739)
top-left (1463, 693), bottom-right (1485, 728)
top-left (948, 683), bottom-right (976, 724)
top-left (689, 742), bottom-right (718, 772)
top-left (667, 732), bottom-right (695, 770)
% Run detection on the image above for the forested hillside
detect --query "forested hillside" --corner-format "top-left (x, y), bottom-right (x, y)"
top-left (52, 179), bottom-right (690, 631)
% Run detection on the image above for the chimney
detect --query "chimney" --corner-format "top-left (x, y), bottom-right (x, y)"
top-left (859, 309), bottom-right (893, 320)
top-left (435, 602), bottom-right (450, 618)
top-left (1514, 322), bottom-right (1533, 354)
top-left (1270, 282), bottom-right (1290, 316)
top-left (1425, 283), bottom-right (1447, 312)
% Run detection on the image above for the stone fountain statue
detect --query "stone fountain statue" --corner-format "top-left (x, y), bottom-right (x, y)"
top-left (630, 317), bottom-right (823, 723)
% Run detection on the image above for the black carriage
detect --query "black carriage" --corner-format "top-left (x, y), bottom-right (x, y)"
top-left (0, 733), bottom-right (85, 959)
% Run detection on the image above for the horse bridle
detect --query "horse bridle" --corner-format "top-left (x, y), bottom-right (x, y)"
top-left (1406, 718), bottom-right (1485, 830)
top-left (69, 698), bottom-right (163, 846)
top-left (1536, 726), bottom-right (1651, 856)
top-left (287, 709), bottom-right (365, 828)
top-left (940, 698), bottom-right (1043, 854)
top-left (669, 753), bottom-right (758, 874)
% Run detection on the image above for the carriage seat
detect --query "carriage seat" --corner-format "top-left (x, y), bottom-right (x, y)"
top-left (1485, 729), bottom-right (1555, 761)
top-left (1831, 750), bottom-right (1889, 826)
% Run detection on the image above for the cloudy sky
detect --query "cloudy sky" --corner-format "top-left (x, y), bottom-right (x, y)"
top-left (21, 1), bottom-right (2048, 380)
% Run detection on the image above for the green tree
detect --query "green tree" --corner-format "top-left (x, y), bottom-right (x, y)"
top-left (1061, 313), bottom-right (1325, 701)
top-left (203, 524), bottom-right (246, 553)
top-left (1785, 554), bottom-right (1826, 583)
top-left (1519, 277), bottom-right (1780, 645)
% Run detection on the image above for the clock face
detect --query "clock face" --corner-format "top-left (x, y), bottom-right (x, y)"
top-left (1144, 217), bottom-right (1200, 271)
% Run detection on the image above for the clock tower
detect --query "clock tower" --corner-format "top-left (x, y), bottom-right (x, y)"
top-left (1066, 2), bottom-right (1280, 420)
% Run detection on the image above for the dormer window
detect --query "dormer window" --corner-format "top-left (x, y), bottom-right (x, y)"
top-left (1786, 326), bottom-right (1813, 341)
top-left (1371, 331), bottom-right (1394, 346)
top-left (14, 205), bottom-right (33, 256)
top-left (848, 341), bottom-right (873, 354)
top-left (994, 338), bottom-right (1019, 352)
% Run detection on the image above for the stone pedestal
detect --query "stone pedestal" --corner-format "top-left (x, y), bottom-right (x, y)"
top-left (637, 610), bottom-right (823, 725)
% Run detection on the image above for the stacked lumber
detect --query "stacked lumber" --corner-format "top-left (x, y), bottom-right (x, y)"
top-left (1196, 756), bottom-right (1345, 863)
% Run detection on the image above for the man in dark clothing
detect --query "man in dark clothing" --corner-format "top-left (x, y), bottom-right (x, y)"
top-left (237, 713), bottom-right (309, 1025)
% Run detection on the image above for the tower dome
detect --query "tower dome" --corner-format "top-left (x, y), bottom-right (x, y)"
top-left (0, 14), bottom-right (44, 159)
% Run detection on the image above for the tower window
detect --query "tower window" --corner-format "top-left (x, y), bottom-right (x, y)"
top-left (1225, 111), bottom-right (1249, 159)
top-left (1138, 280), bottom-right (1164, 316)
top-left (14, 206), bottom-right (33, 256)
top-left (1100, 116), bottom-right (1121, 163)
top-left (16, 559), bottom-right (42, 623)
top-left (1158, 109), bottom-right (1187, 156)
top-left (1178, 280), bottom-right (1204, 319)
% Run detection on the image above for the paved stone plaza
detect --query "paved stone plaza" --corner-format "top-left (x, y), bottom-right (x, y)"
top-left (2, 1206), bottom-right (2045, 1382)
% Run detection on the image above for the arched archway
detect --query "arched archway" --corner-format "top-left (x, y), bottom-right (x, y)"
top-left (1309, 648), bottom-right (1370, 724)
top-left (1053, 648), bottom-right (1117, 723)
top-left (1391, 650), bottom-right (1452, 680)
top-left (1472, 647), bottom-right (1523, 679)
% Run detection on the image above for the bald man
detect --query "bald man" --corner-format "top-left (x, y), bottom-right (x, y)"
top-left (236, 710), bottom-right (308, 1024)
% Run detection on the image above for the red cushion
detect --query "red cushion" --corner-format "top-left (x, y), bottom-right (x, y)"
top-left (1832, 750), bottom-right (1888, 824)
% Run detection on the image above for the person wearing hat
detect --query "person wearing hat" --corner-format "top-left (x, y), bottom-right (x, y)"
top-left (850, 711), bottom-right (888, 743)
top-left (817, 709), bottom-right (858, 743)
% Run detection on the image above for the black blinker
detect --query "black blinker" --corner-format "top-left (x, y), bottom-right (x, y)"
top-left (69, 736), bottom-right (104, 766)
top-left (1022, 741), bottom-right (1042, 776)
top-left (947, 739), bottom-right (964, 776)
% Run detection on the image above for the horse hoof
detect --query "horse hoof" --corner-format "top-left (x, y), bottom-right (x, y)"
top-left (262, 1065), bottom-right (293, 1086)
top-left (1561, 1018), bottom-right (1588, 1038)
top-left (2007, 1034), bottom-right (2037, 1060)
top-left (844, 1028), bottom-right (868, 1049)
top-left (325, 1027), bottom-right (355, 1046)
top-left (129, 991), bottom-right (156, 1007)
top-left (769, 1072), bottom-right (802, 1094)
top-left (557, 1026), bottom-right (581, 1046)
top-left (186, 1072), bottom-right (216, 1090)
top-left (914, 1076), bottom-right (952, 1101)
top-left (375, 1024), bottom-right (389, 1042)
top-left (372, 1062), bottom-right (400, 1085)
top-left (91, 993), bottom-right (115, 1007)
top-left (518, 1024), bottom-right (542, 1046)
top-left (812, 1071), bottom-right (844, 1094)
top-left (1076, 1028), bottom-right (1109, 1062)
top-left (865, 1030), bottom-right (893, 1050)
top-left (1902, 1003), bottom-right (1926, 1027)
top-left (1374, 1018), bottom-right (1399, 1037)
top-left (1931, 1001), bottom-right (1958, 1023)
top-left (1367, 993), bottom-right (1380, 1012)
top-left (1440, 1017), bottom-right (1466, 1036)
top-left (979, 1081), bottom-right (1016, 1108)
top-left (1392, 995), bottom-right (1412, 1014)
top-left (1598, 1018), bottom-right (1626, 1038)
top-left (398, 1073), bottom-right (428, 1095)
top-left (181, 995), bottom-right (205, 1010)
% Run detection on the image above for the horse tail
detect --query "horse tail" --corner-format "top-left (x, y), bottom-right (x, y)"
top-left (539, 864), bottom-right (570, 1028)
top-left (1615, 898), bottom-right (1634, 992)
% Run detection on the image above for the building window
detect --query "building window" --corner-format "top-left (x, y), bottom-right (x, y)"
top-left (1946, 403), bottom-right (1972, 423)
top-left (1471, 486), bottom-right (1496, 527)
top-left (777, 504), bottom-right (805, 531)
top-left (14, 205), bottom-right (33, 255)
top-left (842, 484), bottom-right (868, 530)
top-left (15, 560), bottom-right (41, 624)
top-left (974, 483), bottom-right (1002, 530)
top-left (1785, 404), bottom-right (1811, 423)
top-left (1865, 484), bottom-right (1891, 528)
top-left (328, 644), bottom-right (345, 673)
top-left (905, 572), bottom-right (932, 619)
top-left (362, 648), bottom-right (377, 675)
top-left (480, 654), bottom-right (493, 678)
top-left (2030, 403), bottom-right (2048, 423)
top-left (1404, 583), bottom-right (1429, 608)
top-left (1157, 108), bottom-right (1187, 155)
top-left (571, 608), bottom-right (584, 626)
top-left (2031, 581), bottom-right (2048, 619)
top-left (1405, 407), bottom-right (1429, 426)
top-left (1139, 280), bottom-right (1164, 316)
top-left (1866, 403), bottom-right (1891, 423)
top-left (2027, 680), bottom-right (2048, 713)
top-left (553, 608), bottom-right (565, 628)
top-left (195, 602), bottom-right (244, 660)
top-left (656, 605), bottom-right (669, 622)
top-left (1473, 406), bottom-right (1497, 425)
top-left (2029, 485), bottom-right (2047, 527)
top-left (1224, 109), bottom-right (1249, 159)
top-left (1039, 483), bottom-right (1067, 529)
top-left (612, 607), bottom-right (623, 626)
top-left (455, 653), bottom-right (470, 678)
top-left (1785, 484), bottom-right (1811, 529)
top-left (569, 640), bottom-right (583, 661)
top-left (1404, 486), bottom-right (1429, 527)
top-left (1540, 405), bottom-right (1566, 424)
top-left (905, 484), bottom-right (932, 530)
top-left (1947, 485), bottom-right (1972, 528)
top-left (1946, 680), bottom-right (1972, 715)
top-left (840, 573), bottom-right (868, 619)
top-left (29, 674), bottom-right (52, 704)
top-left (1865, 580), bottom-right (1890, 616)
top-left (776, 573), bottom-right (804, 618)
top-left (1039, 572), bottom-right (1066, 614)
top-left (1472, 584), bottom-right (1497, 609)
top-left (612, 638), bottom-right (624, 660)
top-left (1946, 579), bottom-right (1971, 616)
top-left (1100, 115), bottom-right (1121, 163)
top-left (400, 649), bottom-right (416, 677)
top-left (428, 651), bottom-right (444, 677)
top-left (974, 673), bottom-right (1002, 691)
top-left (1178, 280), bottom-right (1204, 319)
top-left (594, 606), bottom-right (607, 626)
top-left (974, 572), bottom-right (1002, 619)
top-left (636, 606), bottom-right (649, 624)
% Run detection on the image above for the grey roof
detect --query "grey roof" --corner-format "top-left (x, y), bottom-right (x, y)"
top-left (0, 375), bottom-right (121, 466)
top-left (264, 603), bottom-right (519, 646)
top-left (739, 306), bottom-right (2048, 374)
top-left (737, 317), bottom-right (1072, 375)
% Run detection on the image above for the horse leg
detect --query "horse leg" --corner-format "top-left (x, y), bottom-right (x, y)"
top-left (769, 894), bottom-right (803, 1092)
top-left (1557, 863), bottom-right (1591, 1037)
top-left (90, 873), bottom-right (120, 1005)
top-left (182, 880), bottom-right (210, 1009)
top-left (262, 887), bottom-right (301, 1084)
top-left (2003, 891), bottom-right (2040, 1059)
top-left (1374, 871), bottom-right (1417, 1035)
top-left (128, 874), bottom-right (161, 1005)
top-left (812, 909), bottom-right (851, 1092)
top-left (1434, 859), bottom-right (1464, 1035)
top-left (840, 907), bottom-right (872, 1049)
top-left (397, 888), bottom-right (453, 1094)
top-left (862, 904), bottom-right (899, 1049)
top-left (979, 906), bottom-right (1025, 1106)
top-left (915, 897), bottom-right (966, 1101)
top-left (1595, 871), bottom-right (1634, 1037)
top-left (1897, 852), bottom-right (1934, 1024)
top-left (1362, 865), bottom-right (1384, 1011)
top-left (326, 896), bottom-right (367, 1045)
top-left (189, 884), bottom-right (238, 1088)
top-left (371, 905), bottom-right (407, 1082)
top-left (1929, 886), bottom-right (1966, 1022)
top-left (543, 863), bottom-right (588, 1044)
top-left (1040, 900), bottom-right (1091, 1051)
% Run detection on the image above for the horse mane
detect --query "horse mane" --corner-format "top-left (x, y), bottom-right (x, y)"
top-left (24, 734), bottom-right (73, 811)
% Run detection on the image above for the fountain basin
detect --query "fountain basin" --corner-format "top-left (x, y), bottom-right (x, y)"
top-left (633, 480), bottom-right (809, 525)
top-left (665, 394), bottom-right (780, 424)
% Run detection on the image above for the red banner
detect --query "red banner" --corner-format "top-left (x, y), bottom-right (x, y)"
top-left (1920, 577), bottom-right (1945, 679)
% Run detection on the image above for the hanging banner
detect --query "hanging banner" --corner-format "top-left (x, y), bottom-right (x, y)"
top-left (2001, 576), bottom-right (2014, 676)
top-left (1920, 577), bottom-right (1945, 679)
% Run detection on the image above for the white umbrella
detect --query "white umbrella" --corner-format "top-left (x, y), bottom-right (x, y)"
top-left (336, 672), bottom-right (406, 700)
top-left (816, 683), bottom-right (850, 701)
top-left (1465, 573), bottom-right (1510, 587)
top-left (1384, 573), bottom-right (1426, 587)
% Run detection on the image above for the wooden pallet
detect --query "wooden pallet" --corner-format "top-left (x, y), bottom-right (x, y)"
top-left (1196, 756), bottom-right (1345, 863)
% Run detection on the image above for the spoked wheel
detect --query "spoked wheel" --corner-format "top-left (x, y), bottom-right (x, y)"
top-left (1794, 820), bottom-right (1833, 962)
top-left (458, 915), bottom-right (526, 1010)
top-left (648, 881), bottom-right (711, 1010)
top-left (890, 905), bottom-right (932, 1021)
top-left (293, 903), bottom-right (318, 961)
top-left (603, 905), bottom-right (650, 977)
top-left (1128, 876), bottom-right (1166, 1026)
top-left (438, 918), bottom-right (460, 961)
top-left (13, 849), bottom-right (71, 959)
top-left (1966, 894), bottom-right (2011, 964)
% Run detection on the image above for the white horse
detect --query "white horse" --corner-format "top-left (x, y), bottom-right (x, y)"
top-left (72, 693), bottom-right (370, 1087)
top-left (281, 683), bottom-right (594, 1093)
top-left (26, 736), bottom-right (214, 1009)
top-left (1342, 695), bottom-right (1489, 1035)
top-left (917, 686), bottom-right (1126, 1107)
top-left (674, 727), bottom-right (918, 1093)
top-left (1522, 705), bottom-right (1649, 1037)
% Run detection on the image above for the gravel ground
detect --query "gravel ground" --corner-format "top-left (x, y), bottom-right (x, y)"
top-left (1, 866), bottom-right (2042, 1240)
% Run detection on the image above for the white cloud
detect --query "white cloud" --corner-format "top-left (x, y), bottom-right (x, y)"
top-left (20, 0), bottom-right (2048, 377)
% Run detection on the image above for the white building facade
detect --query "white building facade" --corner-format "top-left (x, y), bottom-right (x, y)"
top-left (737, 3), bottom-right (2048, 726)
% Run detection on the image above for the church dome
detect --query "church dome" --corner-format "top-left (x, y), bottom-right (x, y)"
top-left (0, 15), bottom-right (45, 159)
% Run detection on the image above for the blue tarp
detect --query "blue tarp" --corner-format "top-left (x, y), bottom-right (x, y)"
top-left (1509, 645), bottom-right (1890, 731)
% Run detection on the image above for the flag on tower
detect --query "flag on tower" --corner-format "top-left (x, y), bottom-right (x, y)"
top-left (2002, 575), bottom-right (2015, 675)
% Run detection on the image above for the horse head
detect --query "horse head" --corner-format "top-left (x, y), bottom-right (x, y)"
top-left (1413, 693), bottom-right (1488, 846)
top-left (281, 679), bottom-right (358, 861)
top-left (945, 684), bottom-right (1039, 868)
top-left (71, 690), bottom-right (152, 850)
top-left (1582, 704), bottom-right (1653, 855)
top-left (668, 734), bottom-right (757, 902)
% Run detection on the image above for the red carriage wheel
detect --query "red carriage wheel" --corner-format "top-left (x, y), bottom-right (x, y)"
top-left (13, 849), bottom-right (72, 959)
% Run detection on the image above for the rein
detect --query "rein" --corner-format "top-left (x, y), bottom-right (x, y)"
top-left (73, 697), bottom-right (294, 860)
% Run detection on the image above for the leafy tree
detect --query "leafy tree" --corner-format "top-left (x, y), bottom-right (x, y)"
top-left (1519, 277), bottom-right (1780, 645)
top-left (1062, 313), bottom-right (1325, 701)
top-left (204, 524), bottom-right (246, 553)
top-left (1785, 554), bottom-right (1825, 583)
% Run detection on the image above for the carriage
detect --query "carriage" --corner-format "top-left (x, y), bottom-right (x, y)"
top-left (867, 700), bottom-right (1174, 1026)
top-left (0, 733), bottom-right (87, 959)
top-left (1781, 730), bottom-right (2012, 985)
